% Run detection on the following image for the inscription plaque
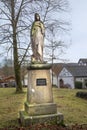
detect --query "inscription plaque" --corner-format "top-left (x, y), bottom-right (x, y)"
top-left (36, 79), bottom-right (47, 86)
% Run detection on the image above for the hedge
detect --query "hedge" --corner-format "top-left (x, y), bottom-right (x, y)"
top-left (76, 91), bottom-right (87, 99)
top-left (75, 81), bottom-right (82, 89)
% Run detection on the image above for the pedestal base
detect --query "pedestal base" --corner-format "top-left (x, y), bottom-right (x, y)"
top-left (19, 63), bottom-right (64, 126)
top-left (27, 63), bottom-right (53, 104)
top-left (19, 111), bottom-right (64, 126)
top-left (25, 102), bottom-right (57, 116)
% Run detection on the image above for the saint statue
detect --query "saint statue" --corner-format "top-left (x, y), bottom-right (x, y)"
top-left (31, 13), bottom-right (45, 63)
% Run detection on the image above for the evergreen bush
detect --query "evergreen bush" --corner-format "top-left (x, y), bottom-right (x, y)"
top-left (75, 81), bottom-right (82, 89)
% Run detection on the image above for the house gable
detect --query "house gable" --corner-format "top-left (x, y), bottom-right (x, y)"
top-left (59, 67), bottom-right (72, 77)
top-left (58, 67), bottom-right (74, 89)
top-left (78, 58), bottom-right (87, 66)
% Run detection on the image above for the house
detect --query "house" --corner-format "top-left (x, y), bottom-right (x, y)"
top-left (0, 76), bottom-right (16, 87)
top-left (51, 63), bottom-right (64, 86)
top-left (52, 63), bottom-right (87, 89)
top-left (58, 67), bottom-right (74, 89)
top-left (78, 58), bottom-right (87, 66)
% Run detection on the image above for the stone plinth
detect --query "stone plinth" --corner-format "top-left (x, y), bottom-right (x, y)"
top-left (25, 102), bottom-right (57, 116)
top-left (19, 63), bottom-right (64, 126)
top-left (20, 111), bottom-right (63, 126)
top-left (27, 63), bottom-right (53, 104)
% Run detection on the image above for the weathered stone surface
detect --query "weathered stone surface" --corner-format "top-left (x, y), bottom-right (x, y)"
top-left (27, 64), bottom-right (53, 104)
top-left (27, 63), bottom-right (51, 70)
top-left (25, 102), bottom-right (57, 116)
top-left (19, 63), bottom-right (64, 126)
top-left (19, 111), bottom-right (64, 126)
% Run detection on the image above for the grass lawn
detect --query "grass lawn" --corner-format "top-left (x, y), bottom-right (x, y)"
top-left (0, 87), bottom-right (87, 128)
top-left (53, 88), bottom-right (87, 125)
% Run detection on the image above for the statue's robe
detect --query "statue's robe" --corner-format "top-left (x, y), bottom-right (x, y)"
top-left (31, 21), bottom-right (45, 62)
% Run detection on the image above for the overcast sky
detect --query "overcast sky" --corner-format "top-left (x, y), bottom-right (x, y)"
top-left (63, 0), bottom-right (87, 63)
top-left (0, 0), bottom-right (87, 64)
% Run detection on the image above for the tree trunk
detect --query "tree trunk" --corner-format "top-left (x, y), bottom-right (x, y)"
top-left (11, 0), bottom-right (23, 93)
top-left (13, 39), bottom-right (23, 93)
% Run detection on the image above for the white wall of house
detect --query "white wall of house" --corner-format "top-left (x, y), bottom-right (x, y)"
top-left (58, 68), bottom-right (75, 89)
top-left (50, 69), bottom-right (58, 86)
top-left (76, 78), bottom-right (83, 82)
top-left (53, 74), bottom-right (58, 86)
top-left (22, 73), bottom-right (28, 86)
top-left (76, 77), bottom-right (87, 88)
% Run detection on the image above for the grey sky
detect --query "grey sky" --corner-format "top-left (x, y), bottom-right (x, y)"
top-left (63, 0), bottom-right (87, 62)
top-left (0, 0), bottom-right (87, 64)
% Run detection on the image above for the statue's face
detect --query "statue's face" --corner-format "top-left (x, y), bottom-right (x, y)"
top-left (35, 13), bottom-right (40, 21)
top-left (36, 15), bottom-right (40, 20)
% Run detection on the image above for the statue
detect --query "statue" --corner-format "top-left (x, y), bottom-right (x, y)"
top-left (31, 13), bottom-right (45, 63)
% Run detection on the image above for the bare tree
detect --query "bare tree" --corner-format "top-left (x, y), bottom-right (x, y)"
top-left (0, 0), bottom-right (69, 92)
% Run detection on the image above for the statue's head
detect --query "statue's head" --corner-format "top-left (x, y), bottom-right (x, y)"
top-left (35, 13), bottom-right (40, 21)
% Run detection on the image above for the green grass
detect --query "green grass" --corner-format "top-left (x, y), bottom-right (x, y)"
top-left (0, 88), bottom-right (87, 127)
top-left (0, 88), bottom-right (26, 128)
top-left (53, 88), bottom-right (87, 125)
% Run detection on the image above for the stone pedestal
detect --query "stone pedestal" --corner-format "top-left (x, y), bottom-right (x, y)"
top-left (19, 63), bottom-right (63, 126)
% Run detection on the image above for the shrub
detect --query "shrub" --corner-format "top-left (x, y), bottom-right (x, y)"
top-left (76, 91), bottom-right (87, 99)
top-left (75, 81), bottom-right (82, 89)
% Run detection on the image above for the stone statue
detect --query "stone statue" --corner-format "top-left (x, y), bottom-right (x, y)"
top-left (31, 13), bottom-right (45, 63)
